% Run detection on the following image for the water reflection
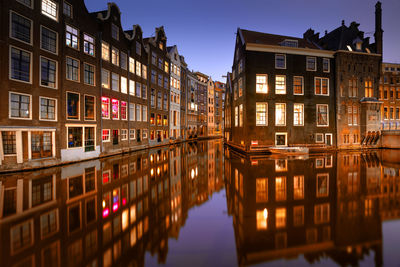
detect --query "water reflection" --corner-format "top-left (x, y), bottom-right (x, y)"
top-left (0, 140), bottom-right (224, 267)
top-left (224, 149), bottom-right (400, 266)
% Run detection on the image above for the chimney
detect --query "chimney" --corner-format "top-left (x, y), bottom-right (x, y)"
top-left (374, 1), bottom-right (383, 54)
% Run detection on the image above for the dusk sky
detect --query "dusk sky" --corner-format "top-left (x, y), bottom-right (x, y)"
top-left (84, 0), bottom-right (400, 82)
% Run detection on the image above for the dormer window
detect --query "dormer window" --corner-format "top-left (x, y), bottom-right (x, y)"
top-left (280, 39), bottom-right (298, 48)
top-left (356, 42), bottom-right (362, 51)
top-left (159, 42), bottom-right (164, 50)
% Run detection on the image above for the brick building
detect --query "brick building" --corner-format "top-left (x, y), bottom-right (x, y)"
top-left (380, 63), bottom-right (400, 130)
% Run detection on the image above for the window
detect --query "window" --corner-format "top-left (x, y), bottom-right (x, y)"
top-left (136, 83), bottom-right (141, 98)
top-left (10, 92), bottom-right (31, 119)
top-left (275, 103), bottom-right (286, 126)
top-left (158, 58), bottom-right (163, 69)
top-left (316, 133), bottom-right (324, 143)
top-left (142, 84), bottom-right (147, 99)
top-left (238, 78), bottom-right (243, 97)
top-left (129, 103), bottom-right (135, 121)
top-left (67, 92), bottom-right (79, 120)
top-left (275, 75), bottom-right (286, 94)
top-left (316, 174), bottom-right (329, 197)
top-left (314, 203), bottom-right (330, 224)
top-left (129, 129), bottom-right (135, 140)
top-left (306, 56), bottom-right (316, 71)
top-left (323, 58), bottom-right (330, 72)
top-left (17, 0), bottom-right (32, 8)
top-left (120, 76), bottom-right (127, 94)
top-left (41, 26), bottom-right (57, 54)
top-left (101, 69), bottom-right (110, 88)
top-left (129, 80), bottom-right (135, 96)
top-left (150, 113), bottom-right (154, 125)
top-left (83, 34), bottom-right (94, 56)
top-left (111, 47), bottom-right (119, 66)
top-left (66, 57), bottom-right (79, 81)
top-left (164, 77), bottom-right (169, 89)
top-left (10, 46), bottom-right (31, 82)
top-left (158, 74), bottom-right (163, 86)
top-left (142, 65), bottom-right (147, 79)
top-left (102, 42), bottom-right (109, 61)
top-left (136, 61), bottom-right (141, 77)
top-left (63, 1), bottom-right (72, 17)
top-left (101, 97), bottom-right (110, 119)
top-left (365, 79), bottom-right (373, 97)
top-left (348, 78), bottom-right (357, 97)
top-left (275, 54), bottom-right (286, 69)
top-left (67, 127), bottom-right (82, 148)
top-left (84, 95), bottom-right (95, 120)
top-left (151, 70), bottom-right (156, 84)
top-left (121, 101), bottom-right (127, 120)
top-left (294, 176), bottom-right (304, 200)
top-left (143, 129), bottom-right (148, 139)
top-left (129, 57), bottom-right (135, 73)
top-left (293, 76), bottom-right (303, 95)
top-left (65, 25), bottom-right (78, 49)
top-left (111, 73), bottom-right (119, 91)
top-left (348, 105), bottom-right (358, 126)
top-left (111, 99), bottom-right (119, 120)
top-left (293, 104), bottom-right (304, 126)
top-left (315, 77), bottom-right (329, 95)
top-left (40, 97), bottom-right (56, 120)
top-left (136, 41), bottom-right (141, 55)
top-left (239, 104), bottom-right (243, 127)
top-left (102, 129), bottom-right (110, 142)
top-left (235, 106), bottom-right (238, 127)
top-left (10, 220), bottom-right (33, 253)
top-left (120, 129), bottom-right (127, 141)
top-left (256, 209), bottom-right (268, 230)
top-left (256, 102), bottom-right (267, 126)
top-left (40, 57), bottom-right (57, 88)
top-left (111, 23), bottom-right (119, 40)
top-left (136, 105), bottom-right (142, 121)
top-left (157, 91), bottom-right (162, 109)
top-left (120, 52), bottom-right (127, 70)
top-left (84, 63), bottom-right (95, 85)
top-left (164, 93), bottom-right (168, 110)
top-left (317, 104), bottom-right (329, 126)
top-left (151, 89), bottom-right (155, 107)
top-left (42, 0), bottom-right (58, 21)
top-left (164, 61), bottom-right (169, 73)
top-left (293, 206), bottom-right (304, 226)
top-left (2, 131), bottom-right (16, 155)
top-left (10, 12), bottom-right (32, 44)
top-left (275, 177), bottom-right (286, 201)
top-left (163, 115), bottom-right (168, 126)
top-left (142, 106), bottom-right (147, 121)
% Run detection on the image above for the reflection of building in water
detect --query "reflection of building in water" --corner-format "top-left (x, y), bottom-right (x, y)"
top-left (0, 140), bottom-right (224, 267)
top-left (224, 148), bottom-right (395, 266)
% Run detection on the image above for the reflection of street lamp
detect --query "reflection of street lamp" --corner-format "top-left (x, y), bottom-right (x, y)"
top-left (191, 169), bottom-right (195, 179)
top-left (157, 167), bottom-right (161, 175)
top-left (150, 168), bottom-right (154, 176)
top-left (195, 167), bottom-right (198, 176)
top-left (150, 155), bottom-right (154, 163)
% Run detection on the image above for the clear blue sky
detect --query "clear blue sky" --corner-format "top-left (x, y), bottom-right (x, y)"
top-left (84, 0), bottom-right (400, 82)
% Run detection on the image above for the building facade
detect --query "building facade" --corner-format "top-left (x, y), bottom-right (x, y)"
top-left (207, 78), bottom-right (215, 136)
top-left (214, 81), bottom-right (225, 136)
top-left (380, 63), bottom-right (400, 130)
top-left (195, 72), bottom-right (208, 138)
top-left (167, 45), bottom-right (181, 140)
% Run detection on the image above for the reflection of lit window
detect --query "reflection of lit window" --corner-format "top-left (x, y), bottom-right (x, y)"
top-left (256, 178), bottom-right (268, 203)
top-left (316, 174), bottom-right (329, 197)
top-left (293, 206), bottom-right (304, 226)
top-left (365, 199), bottom-right (373, 217)
top-left (325, 155), bottom-right (333, 167)
top-left (314, 203), bottom-right (330, 224)
top-left (347, 172), bottom-right (358, 194)
top-left (10, 220), bottom-right (33, 254)
top-left (306, 228), bottom-right (317, 243)
top-left (276, 208), bottom-right (286, 228)
top-left (275, 177), bottom-right (286, 201)
top-left (275, 159), bottom-right (287, 172)
top-left (275, 232), bottom-right (287, 249)
top-left (316, 158), bottom-right (324, 168)
top-left (122, 210), bottom-right (129, 231)
top-left (293, 176), bottom-right (304, 200)
top-left (256, 209), bottom-right (268, 230)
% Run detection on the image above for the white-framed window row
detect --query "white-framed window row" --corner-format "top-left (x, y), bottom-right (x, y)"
top-left (9, 91), bottom-right (32, 120)
top-left (65, 124), bottom-right (96, 151)
top-left (275, 54), bottom-right (286, 69)
top-left (42, 0), bottom-right (59, 21)
top-left (17, 0), bottom-right (34, 9)
top-left (40, 25), bottom-right (58, 55)
top-left (40, 56), bottom-right (58, 89)
top-left (39, 96), bottom-right (57, 121)
top-left (10, 10), bottom-right (33, 46)
top-left (9, 45), bottom-right (33, 84)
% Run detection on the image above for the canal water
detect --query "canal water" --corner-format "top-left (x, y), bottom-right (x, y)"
top-left (1, 139), bottom-right (400, 267)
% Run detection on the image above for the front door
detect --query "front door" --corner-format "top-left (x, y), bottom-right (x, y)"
top-left (325, 134), bottom-right (332, 146)
top-left (31, 131), bottom-right (52, 159)
top-left (276, 133), bottom-right (287, 146)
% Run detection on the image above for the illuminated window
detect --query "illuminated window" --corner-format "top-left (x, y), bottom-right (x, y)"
top-left (111, 99), bottom-right (119, 120)
top-left (239, 104), bottom-right (243, 127)
top-left (275, 75), bottom-right (286, 94)
top-left (256, 209), bottom-right (268, 230)
top-left (111, 47), bottom-right (119, 66)
top-left (67, 127), bottom-right (82, 148)
top-left (256, 74), bottom-right (268, 93)
top-left (164, 61), bottom-right (169, 73)
top-left (129, 57), bottom-right (135, 74)
top-left (275, 208), bottom-right (286, 228)
top-left (315, 77), bottom-right (329, 95)
top-left (101, 69), bottom-right (109, 89)
top-left (235, 106), bottom-right (238, 127)
top-left (101, 97), bottom-right (110, 119)
top-left (120, 76), bottom-right (127, 94)
top-left (275, 103), bottom-right (286, 126)
top-left (42, 0), bottom-right (58, 21)
top-left (314, 203), bottom-right (330, 224)
top-left (275, 177), bottom-right (286, 201)
top-left (316, 104), bottom-right (329, 126)
top-left (275, 159), bottom-right (287, 172)
top-left (10, 92), bottom-right (31, 119)
top-left (323, 58), bottom-right (330, 72)
top-left (121, 101), bottom-right (127, 120)
top-left (306, 56), bottom-right (316, 71)
top-left (293, 206), bottom-right (304, 226)
top-left (293, 104), bottom-right (304, 126)
top-left (142, 65), bottom-right (147, 80)
top-left (316, 174), bottom-right (329, 197)
top-left (83, 34), bottom-right (94, 56)
top-left (256, 102), bottom-right (267, 126)
top-left (256, 178), bottom-right (268, 203)
top-left (365, 79), bottom-right (373, 97)
top-left (66, 25), bottom-right (78, 49)
top-left (238, 78), bottom-right (243, 97)
top-left (293, 76), bottom-right (303, 95)
top-left (101, 42), bottom-right (109, 61)
top-left (67, 92), bottom-right (79, 120)
top-left (136, 61), bottom-right (141, 77)
top-left (275, 54), bottom-right (286, 69)
top-left (293, 175), bottom-right (304, 199)
top-left (348, 78), bottom-right (357, 97)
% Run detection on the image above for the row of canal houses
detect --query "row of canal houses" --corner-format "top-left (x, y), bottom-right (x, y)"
top-left (0, 0), bottom-right (223, 171)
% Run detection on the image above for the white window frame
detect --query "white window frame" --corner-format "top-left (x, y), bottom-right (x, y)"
top-left (66, 91), bottom-right (80, 121)
top-left (129, 129), bottom-right (136, 140)
top-left (121, 129), bottom-right (128, 141)
top-left (10, 11), bottom-right (33, 46)
top-left (275, 75), bottom-right (286, 95)
top-left (316, 104), bottom-right (329, 127)
top-left (275, 132), bottom-right (287, 147)
top-left (314, 77), bottom-right (329, 96)
top-left (121, 101), bottom-right (127, 120)
top-left (65, 24), bottom-right (79, 50)
top-left (256, 102), bottom-right (268, 126)
top-left (101, 68), bottom-right (110, 89)
top-left (84, 94), bottom-right (96, 121)
top-left (293, 103), bottom-right (304, 126)
top-left (111, 46), bottom-right (119, 66)
top-left (275, 54), bottom-right (286, 69)
top-left (9, 45), bottom-right (32, 84)
top-left (9, 91), bottom-right (32, 120)
top-left (65, 56), bottom-right (80, 82)
top-left (40, 25), bottom-right (58, 55)
top-left (101, 42), bottom-right (109, 61)
top-left (323, 58), bottom-right (330, 73)
top-left (315, 133), bottom-right (324, 143)
top-left (120, 76), bottom-right (127, 94)
top-left (39, 55), bottom-right (58, 89)
top-left (325, 133), bottom-right (333, 146)
top-left (293, 76), bottom-right (304, 96)
top-left (83, 62), bottom-right (95, 86)
top-left (101, 97), bottom-right (110, 119)
top-left (111, 72), bottom-right (119, 91)
top-left (306, 56), bottom-right (316, 71)
top-left (102, 129), bottom-right (110, 142)
top-left (63, 1), bottom-right (73, 18)
top-left (129, 57), bottom-right (135, 74)
top-left (275, 103), bottom-right (286, 126)
top-left (41, 0), bottom-right (58, 21)
top-left (83, 33), bottom-right (95, 57)
top-left (39, 96), bottom-right (58, 121)
top-left (111, 99), bottom-right (119, 120)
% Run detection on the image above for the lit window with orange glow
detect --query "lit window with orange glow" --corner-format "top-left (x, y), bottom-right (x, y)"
top-left (275, 177), bottom-right (286, 201)
top-left (256, 209), bottom-right (268, 230)
top-left (256, 178), bottom-right (268, 203)
top-left (256, 74), bottom-right (268, 94)
top-left (316, 173), bottom-right (329, 197)
top-left (275, 208), bottom-right (286, 228)
top-left (314, 203), bottom-right (330, 224)
top-left (293, 175), bottom-right (304, 200)
top-left (293, 206), bottom-right (304, 226)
